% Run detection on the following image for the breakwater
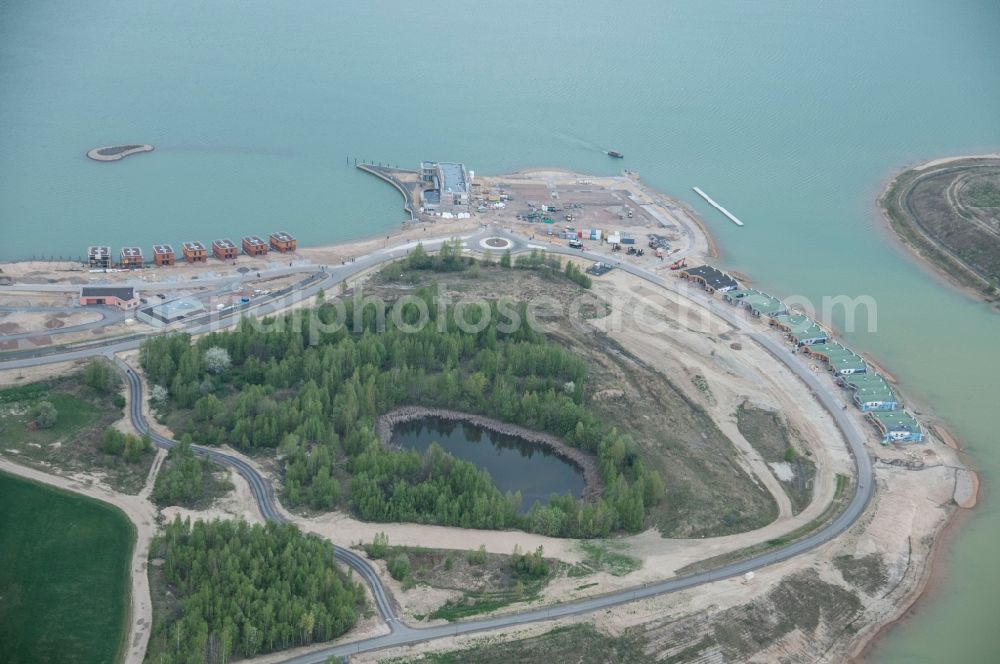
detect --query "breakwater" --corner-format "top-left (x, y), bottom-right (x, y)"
top-left (356, 163), bottom-right (417, 221)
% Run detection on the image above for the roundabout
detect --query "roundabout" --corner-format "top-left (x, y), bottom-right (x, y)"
top-left (480, 236), bottom-right (514, 250)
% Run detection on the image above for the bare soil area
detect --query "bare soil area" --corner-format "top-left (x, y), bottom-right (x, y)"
top-left (363, 452), bottom-right (964, 664)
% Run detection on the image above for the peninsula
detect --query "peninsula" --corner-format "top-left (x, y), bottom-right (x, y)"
top-left (0, 169), bottom-right (973, 664)
top-left (880, 155), bottom-right (1000, 302)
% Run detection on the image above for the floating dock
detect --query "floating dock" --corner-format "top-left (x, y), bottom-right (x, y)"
top-left (692, 187), bottom-right (744, 226)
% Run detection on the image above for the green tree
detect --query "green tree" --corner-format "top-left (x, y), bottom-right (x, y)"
top-left (408, 243), bottom-right (431, 269)
top-left (204, 346), bottom-right (232, 374)
top-left (83, 359), bottom-right (118, 393)
top-left (138, 293), bottom-right (663, 539)
top-left (102, 428), bottom-right (152, 462)
top-left (152, 439), bottom-right (227, 507)
top-left (146, 518), bottom-right (365, 662)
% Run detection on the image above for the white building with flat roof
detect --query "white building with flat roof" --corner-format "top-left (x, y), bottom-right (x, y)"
top-left (420, 161), bottom-right (471, 213)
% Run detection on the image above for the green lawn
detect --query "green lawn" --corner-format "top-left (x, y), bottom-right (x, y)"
top-left (0, 471), bottom-right (133, 664)
top-left (0, 391), bottom-right (101, 449)
top-left (0, 376), bottom-right (152, 494)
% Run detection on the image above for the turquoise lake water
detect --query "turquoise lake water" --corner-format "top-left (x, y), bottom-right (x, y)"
top-left (1, 1), bottom-right (998, 659)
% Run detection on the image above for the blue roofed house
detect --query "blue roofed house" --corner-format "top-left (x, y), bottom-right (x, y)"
top-left (802, 342), bottom-right (868, 375)
top-left (838, 373), bottom-right (899, 411)
top-left (868, 411), bottom-right (924, 444)
top-left (722, 289), bottom-right (788, 319)
top-left (770, 313), bottom-right (829, 346)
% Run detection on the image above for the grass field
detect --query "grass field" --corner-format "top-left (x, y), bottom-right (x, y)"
top-left (0, 471), bottom-right (133, 664)
top-left (0, 373), bottom-right (152, 494)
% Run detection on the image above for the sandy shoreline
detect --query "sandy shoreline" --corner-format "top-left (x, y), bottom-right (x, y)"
top-left (911, 153), bottom-right (1000, 171)
top-left (852, 503), bottom-right (969, 663)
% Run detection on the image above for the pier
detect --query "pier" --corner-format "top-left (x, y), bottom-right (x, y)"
top-left (692, 186), bottom-right (744, 226)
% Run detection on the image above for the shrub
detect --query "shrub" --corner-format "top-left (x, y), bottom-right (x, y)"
top-left (367, 532), bottom-right (390, 559)
top-left (388, 553), bottom-right (411, 581)
top-left (30, 400), bottom-right (58, 429)
top-left (102, 428), bottom-right (153, 462)
top-left (564, 261), bottom-right (593, 288)
top-left (511, 544), bottom-right (549, 579)
top-left (467, 544), bottom-right (488, 565)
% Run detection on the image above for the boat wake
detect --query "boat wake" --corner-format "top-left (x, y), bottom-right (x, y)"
top-left (156, 144), bottom-right (296, 157)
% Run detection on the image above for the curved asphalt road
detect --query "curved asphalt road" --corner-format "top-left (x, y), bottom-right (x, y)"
top-left (114, 358), bottom-right (400, 626)
top-left (1, 228), bottom-right (875, 662)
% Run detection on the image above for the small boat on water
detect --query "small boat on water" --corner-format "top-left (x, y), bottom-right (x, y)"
top-left (607, 150), bottom-right (624, 159)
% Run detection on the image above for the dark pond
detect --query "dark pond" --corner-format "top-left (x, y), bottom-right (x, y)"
top-left (390, 416), bottom-right (585, 513)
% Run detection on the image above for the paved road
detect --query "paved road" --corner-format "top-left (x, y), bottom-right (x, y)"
top-left (0, 270), bottom-right (334, 366)
top-left (114, 358), bottom-right (401, 626)
top-left (1, 228), bottom-right (875, 662)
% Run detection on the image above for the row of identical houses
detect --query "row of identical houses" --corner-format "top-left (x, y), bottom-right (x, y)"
top-left (86, 232), bottom-right (296, 269)
top-left (680, 264), bottom-right (924, 444)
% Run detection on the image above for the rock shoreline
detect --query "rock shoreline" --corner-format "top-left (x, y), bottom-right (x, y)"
top-left (376, 406), bottom-right (602, 502)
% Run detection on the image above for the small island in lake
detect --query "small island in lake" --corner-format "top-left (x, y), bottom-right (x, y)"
top-left (86, 144), bottom-right (154, 162)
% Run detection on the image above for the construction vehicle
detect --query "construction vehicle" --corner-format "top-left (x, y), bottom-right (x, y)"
top-left (669, 257), bottom-right (687, 270)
